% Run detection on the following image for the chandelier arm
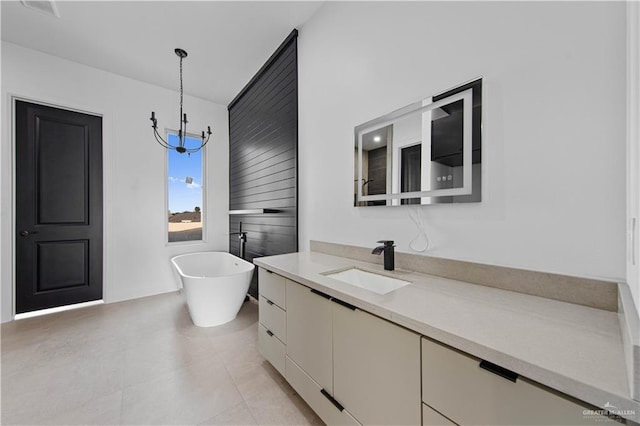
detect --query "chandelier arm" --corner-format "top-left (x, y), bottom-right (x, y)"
top-left (153, 127), bottom-right (179, 150)
top-left (182, 132), bottom-right (211, 153)
top-left (183, 145), bottom-right (202, 154)
top-left (200, 132), bottom-right (211, 148)
top-left (153, 134), bottom-right (172, 150)
top-left (153, 128), bottom-right (170, 147)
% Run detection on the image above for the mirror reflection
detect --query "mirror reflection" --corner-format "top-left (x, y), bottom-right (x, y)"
top-left (354, 79), bottom-right (481, 206)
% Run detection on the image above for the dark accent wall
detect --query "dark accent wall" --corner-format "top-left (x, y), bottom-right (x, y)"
top-left (228, 30), bottom-right (298, 298)
top-left (367, 147), bottom-right (387, 196)
top-left (431, 79), bottom-right (482, 167)
top-left (366, 147), bottom-right (388, 206)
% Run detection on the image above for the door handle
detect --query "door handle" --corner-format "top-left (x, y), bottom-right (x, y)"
top-left (479, 360), bottom-right (518, 382)
top-left (331, 297), bottom-right (356, 311)
top-left (19, 230), bottom-right (38, 237)
top-left (320, 389), bottom-right (344, 412)
top-left (310, 288), bottom-right (331, 300)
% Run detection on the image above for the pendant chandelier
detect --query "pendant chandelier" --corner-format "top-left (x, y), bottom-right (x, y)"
top-left (150, 48), bottom-right (212, 154)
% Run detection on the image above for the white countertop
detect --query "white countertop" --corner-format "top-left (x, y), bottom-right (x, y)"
top-left (253, 251), bottom-right (640, 420)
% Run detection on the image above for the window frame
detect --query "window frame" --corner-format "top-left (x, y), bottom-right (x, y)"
top-left (164, 129), bottom-right (207, 246)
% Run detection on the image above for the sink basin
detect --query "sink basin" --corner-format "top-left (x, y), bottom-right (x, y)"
top-left (324, 268), bottom-right (410, 295)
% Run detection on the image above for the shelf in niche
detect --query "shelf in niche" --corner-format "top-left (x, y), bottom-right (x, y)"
top-left (229, 209), bottom-right (280, 215)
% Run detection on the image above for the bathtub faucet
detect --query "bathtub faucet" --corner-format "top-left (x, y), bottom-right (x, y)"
top-left (230, 222), bottom-right (248, 260)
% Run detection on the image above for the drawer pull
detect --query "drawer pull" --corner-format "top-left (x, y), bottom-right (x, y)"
top-left (311, 288), bottom-right (331, 300)
top-left (266, 329), bottom-right (274, 337)
top-left (266, 299), bottom-right (274, 306)
top-left (320, 388), bottom-right (344, 412)
top-left (332, 298), bottom-right (356, 311)
top-left (479, 360), bottom-right (518, 383)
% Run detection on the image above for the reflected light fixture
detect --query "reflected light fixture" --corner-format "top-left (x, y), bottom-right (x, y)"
top-left (150, 48), bottom-right (212, 154)
top-left (373, 135), bottom-right (382, 142)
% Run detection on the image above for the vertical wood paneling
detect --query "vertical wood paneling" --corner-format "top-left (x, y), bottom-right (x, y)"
top-left (228, 30), bottom-right (298, 298)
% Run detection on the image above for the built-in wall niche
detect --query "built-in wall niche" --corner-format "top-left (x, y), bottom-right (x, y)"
top-left (354, 79), bottom-right (482, 206)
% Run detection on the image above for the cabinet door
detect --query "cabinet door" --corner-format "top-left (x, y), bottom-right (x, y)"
top-left (333, 303), bottom-right (421, 425)
top-left (258, 323), bottom-right (285, 376)
top-left (286, 355), bottom-right (362, 426)
top-left (285, 280), bottom-right (333, 393)
top-left (258, 295), bottom-right (286, 343)
top-left (421, 337), bottom-right (609, 425)
top-left (258, 268), bottom-right (286, 309)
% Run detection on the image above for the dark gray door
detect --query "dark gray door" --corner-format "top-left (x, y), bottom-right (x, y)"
top-left (15, 100), bottom-right (103, 314)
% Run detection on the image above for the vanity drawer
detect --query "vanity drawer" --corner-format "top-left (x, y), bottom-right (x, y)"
top-left (286, 355), bottom-right (361, 426)
top-left (421, 337), bottom-right (605, 425)
top-left (422, 404), bottom-right (457, 426)
top-left (258, 323), bottom-right (285, 376)
top-left (258, 268), bottom-right (286, 309)
top-left (259, 295), bottom-right (286, 343)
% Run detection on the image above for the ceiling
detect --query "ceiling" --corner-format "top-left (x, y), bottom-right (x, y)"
top-left (1, 1), bottom-right (323, 105)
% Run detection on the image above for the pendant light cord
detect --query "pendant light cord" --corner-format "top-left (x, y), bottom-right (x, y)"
top-left (179, 56), bottom-right (184, 147)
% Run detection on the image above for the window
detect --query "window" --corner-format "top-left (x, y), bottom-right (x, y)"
top-left (167, 133), bottom-right (204, 243)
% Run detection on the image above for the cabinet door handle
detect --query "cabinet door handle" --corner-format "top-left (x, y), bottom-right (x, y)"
top-left (266, 329), bottom-right (274, 337)
top-left (479, 360), bottom-right (518, 382)
top-left (320, 389), bottom-right (344, 412)
top-left (266, 299), bottom-right (274, 306)
top-left (311, 288), bottom-right (331, 300)
top-left (331, 297), bottom-right (356, 311)
top-left (265, 269), bottom-right (273, 274)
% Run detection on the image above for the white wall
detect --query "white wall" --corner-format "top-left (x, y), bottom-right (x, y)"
top-left (298, 2), bottom-right (627, 282)
top-left (1, 42), bottom-right (229, 323)
top-left (627, 1), bottom-right (640, 317)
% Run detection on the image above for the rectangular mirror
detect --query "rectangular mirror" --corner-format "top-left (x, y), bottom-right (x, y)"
top-left (354, 79), bottom-right (482, 206)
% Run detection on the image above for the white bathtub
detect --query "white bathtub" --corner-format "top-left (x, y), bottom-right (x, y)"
top-left (171, 252), bottom-right (255, 327)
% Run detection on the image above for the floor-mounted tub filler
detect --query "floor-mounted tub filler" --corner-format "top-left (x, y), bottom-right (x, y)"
top-left (171, 251), bottom-right (255, 327)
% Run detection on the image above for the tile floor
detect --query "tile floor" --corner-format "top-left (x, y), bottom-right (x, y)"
top-left (1, 292), bottom-right (323, 425)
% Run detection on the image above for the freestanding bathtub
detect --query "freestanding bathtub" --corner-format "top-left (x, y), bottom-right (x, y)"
top-left (171, 252), bottom-right (255, 327)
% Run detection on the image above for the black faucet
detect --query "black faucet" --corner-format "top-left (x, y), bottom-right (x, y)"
top-left (230, 221), bottom-right (248, 260)
top-left (372, 240), bottom-right (395, 271)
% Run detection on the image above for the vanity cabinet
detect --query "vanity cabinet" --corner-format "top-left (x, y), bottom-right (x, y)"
top-left (257, 267), bottom-right (613, 426)
top-left (333, 302), bottom-right (421, 425)
top-left (257, 268), bottom-right (286, 375)
top-left (421, 337), bottom-right (610, 425)
top-left (284, 277), bottom-right (421, 425)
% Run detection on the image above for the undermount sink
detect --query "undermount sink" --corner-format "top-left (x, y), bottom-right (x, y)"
top-left (324, 268), bottom-right (410, 295)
